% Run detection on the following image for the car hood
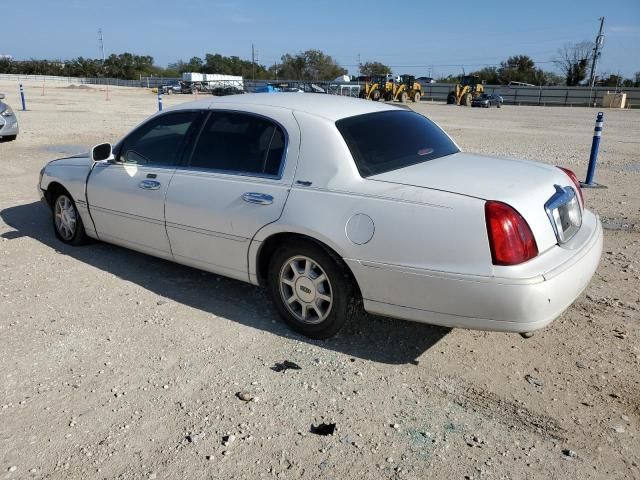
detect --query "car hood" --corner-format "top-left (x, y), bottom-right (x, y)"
top-left (368, 152), bottom-right (575, 252)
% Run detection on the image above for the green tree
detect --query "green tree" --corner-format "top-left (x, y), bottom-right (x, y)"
top-left (278, 50), bottom-right (346, 80)
top-left (498, 55), bottom-right (540, 84)
top-left (470, 66), bottom-right (499, 84)
top-left (359, 61), bottom-right (391, 77)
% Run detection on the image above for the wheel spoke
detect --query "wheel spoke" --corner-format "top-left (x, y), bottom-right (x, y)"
top-left (282, 277), bottom-right (295, 287)
top-left (317, 293), bottom-right (331, 303)
top-left (313, 273), bottom-right (326, 287)
top-left (300, 304), bottom-right (308, 320)
top-left (286, 295), bottom-right (297, 305)
top-left (288, 261), bottom-right (301, 278)
top-left (311, 304), bottom-right (323, 319)
top-left (303, 260), bottom-right (311, 276)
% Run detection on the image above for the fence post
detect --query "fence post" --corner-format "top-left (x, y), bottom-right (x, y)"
top-left (158, 89), bottom-right (163, 111)
top-left (581, 111), bottom-right (606, 188)
top-left (19, 84), bottom-right (27, 110)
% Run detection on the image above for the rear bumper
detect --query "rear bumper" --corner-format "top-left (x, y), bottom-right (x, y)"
top-left (348, 210), bottom-right (603, 332)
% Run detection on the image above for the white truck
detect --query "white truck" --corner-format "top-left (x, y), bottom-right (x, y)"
top-left (180, 72), bottom-right (244, 95)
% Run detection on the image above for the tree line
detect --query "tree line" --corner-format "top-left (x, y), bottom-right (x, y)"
top-left (1, 45), bottom-right (638, 87)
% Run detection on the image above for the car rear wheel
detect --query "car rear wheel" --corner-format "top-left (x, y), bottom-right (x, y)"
top-left (267, 240), bottom-right (354, 339)
top-left (52, 191), bottom-right (88, 245)
top-left (446, 93), bottom-right (456, 104)
top-left (0, 135), bottom-right (17, 142)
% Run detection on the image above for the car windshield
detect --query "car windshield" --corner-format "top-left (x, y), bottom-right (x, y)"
top-left (335, 110), bottom-right (460, 177)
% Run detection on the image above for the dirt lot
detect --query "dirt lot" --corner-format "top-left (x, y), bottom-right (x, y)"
top-left (1, 81), bottom-right (639, 479)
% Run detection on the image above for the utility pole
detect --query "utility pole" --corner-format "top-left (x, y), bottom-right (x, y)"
top-left (357, 53), bottom-right (361, 75)
top-left (589, 17), bottom-right (605, 88)
top-left (251, 43), bottom-right (256, 80)
top-left (98, 28), bottom-right (105, 63)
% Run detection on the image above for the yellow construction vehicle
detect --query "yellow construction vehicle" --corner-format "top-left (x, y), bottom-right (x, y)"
top-left (359, 76), bottom-right (385, 101)
top-left (383, 75), bottom-right (423, 103)
top-left (446, 75), bottom-right (484, 106)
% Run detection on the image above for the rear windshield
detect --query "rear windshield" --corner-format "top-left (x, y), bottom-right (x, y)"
top-left (336, 110), bottom-right (459, 177)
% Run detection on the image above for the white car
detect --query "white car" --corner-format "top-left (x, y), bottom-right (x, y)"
top-left (38, 94), bottom-right (603, 339)
top-left (0, 93), bottom-right (19, 141)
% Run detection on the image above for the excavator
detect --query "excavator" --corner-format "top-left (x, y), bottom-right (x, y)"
top-left (383, 75), bottom-right (422, 103)
top-left (446, 75), bottom-right (484, 106)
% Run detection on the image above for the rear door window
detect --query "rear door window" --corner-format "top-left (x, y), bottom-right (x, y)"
top-left (188, 112), bottom-right (286, 177)
top-left (336, 110), bottom-right (459, 177)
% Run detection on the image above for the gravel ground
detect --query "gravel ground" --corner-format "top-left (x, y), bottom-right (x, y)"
top-left (1, 81), bottom-right (639, 480)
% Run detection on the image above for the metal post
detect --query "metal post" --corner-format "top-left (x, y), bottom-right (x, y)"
top-left (581, 112), bottom-right (606, 188)
top-left (158, 89), bottom-right (163, 111)
top-left (19, 83), bottom-right (26, 111)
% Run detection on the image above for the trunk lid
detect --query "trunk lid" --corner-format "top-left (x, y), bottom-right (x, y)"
top-left (369, 152), bottom-right (578, 253)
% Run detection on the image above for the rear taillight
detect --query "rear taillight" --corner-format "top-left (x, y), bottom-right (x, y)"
top-left (485, 201), bottom-right (538, 266)
top-left (557, 167), bottom-right (584, 207)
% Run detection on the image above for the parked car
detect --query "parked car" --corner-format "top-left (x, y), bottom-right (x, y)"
top-left (38, 94), bottom-right (602, 339)
top-left (472, 93), bottom-right (503, 108)
top-left (417, 76), bottom-right (436, 86)
top-left (0, 93), bottom-right (18, 141)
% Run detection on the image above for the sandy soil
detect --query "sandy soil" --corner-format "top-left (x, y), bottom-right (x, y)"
top-left (1, 80), bottom-right (639, 480)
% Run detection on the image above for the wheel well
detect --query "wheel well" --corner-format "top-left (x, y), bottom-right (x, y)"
top-left (44, 182), bottom-right (67, 208)
top-left (256, 232), bottom-right (361, 298)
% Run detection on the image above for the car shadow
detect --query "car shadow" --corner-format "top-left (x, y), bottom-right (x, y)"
top-left (1, 201), bottom-right (450, 365)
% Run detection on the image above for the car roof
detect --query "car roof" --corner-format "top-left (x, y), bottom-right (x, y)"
top-left (171, 93), bottom-right (400, 121)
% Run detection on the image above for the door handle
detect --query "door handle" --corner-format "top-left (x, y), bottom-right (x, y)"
top-left (242, 192), bottom-right (274, 205)
top-left (138, 180), bottom-right (161, 190)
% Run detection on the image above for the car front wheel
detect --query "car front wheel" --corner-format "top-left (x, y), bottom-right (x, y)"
top-left (267, 240), bottom-right (354, 339)
top-left (52, 191), bottom-right (88, 245)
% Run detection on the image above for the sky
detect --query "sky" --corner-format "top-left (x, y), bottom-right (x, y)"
top-left (3, 0), bottom-right (640, 78)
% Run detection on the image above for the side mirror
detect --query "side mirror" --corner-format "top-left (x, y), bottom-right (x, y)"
top-left (91, 143), bottom-right (113, 162)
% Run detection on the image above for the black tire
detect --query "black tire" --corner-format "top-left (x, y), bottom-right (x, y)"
top-left (372, 89), bottom-right (381, 101)
top-left (497, 103), bottom-right (501, 108)
top-left (52, 190), bottom-right (89, 246)
top-left (267, 239), bottom-right (355, 339)
top-left (446, 93), bottom-right (456, 105)
top-left (0, 135), bottom-right (17, 142)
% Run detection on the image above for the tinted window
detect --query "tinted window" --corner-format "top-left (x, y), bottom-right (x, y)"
top-left (118, 111), bottom-right (200, 166)
top-left (336, 110), bottom-right (459, 177)
top-left (189, 112), bottom-right (286, 176)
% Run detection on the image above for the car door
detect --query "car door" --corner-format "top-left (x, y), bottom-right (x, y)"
top-left (164, 108), bottom-right (299, 282)
top-left (87, 110), bottom-right (202, 259)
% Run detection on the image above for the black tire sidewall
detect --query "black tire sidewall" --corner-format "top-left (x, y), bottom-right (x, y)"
top-left (267, 240), bottom-right (352, 339)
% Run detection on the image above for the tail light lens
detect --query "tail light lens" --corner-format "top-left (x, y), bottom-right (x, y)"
top-left (557, 167), bottom-right (584, 207)
top-left (485, 201), bottom-right (538, 266)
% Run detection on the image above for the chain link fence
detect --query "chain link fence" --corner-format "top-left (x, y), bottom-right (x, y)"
top-left (2, 73), bottom-right (638, 107)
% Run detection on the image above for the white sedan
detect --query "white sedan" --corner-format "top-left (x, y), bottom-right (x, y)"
top-left (38, 94), bottom-right (603, 339)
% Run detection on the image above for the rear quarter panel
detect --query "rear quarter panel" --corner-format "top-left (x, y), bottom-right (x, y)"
top-left (251, 111), bottom-right (493, 304)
